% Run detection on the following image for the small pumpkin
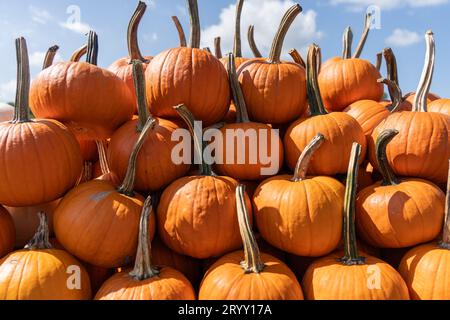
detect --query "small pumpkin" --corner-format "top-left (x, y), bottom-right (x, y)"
top-left (0, 207), bottom-right (14, 258)
top-left (247, 25), bottom-right (263, 58)
top-left (428, 98), bottom-right (450, 116)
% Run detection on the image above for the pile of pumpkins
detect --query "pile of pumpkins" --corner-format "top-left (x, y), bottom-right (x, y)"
top-left (0, 0), bottom-right (449, 300)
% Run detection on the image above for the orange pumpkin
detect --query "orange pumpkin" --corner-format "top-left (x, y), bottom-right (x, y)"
top-left (199, 185), bottom-right (303, 300)
top-left (429, 98), bottom-right (450, 116)
top-left (30, 31), bottom-right (134, 140)
top-left (237, 5), bottom-right (306, 124)
top-left (77, 137), bottom-right (98, 162)
top-left (0, 212), bottom-right (91, 300)
top-left (247, 25), bottom-right (263, 58)
top-left (284, 44), bottom-right (366, 175)
top-left (0, 207), bottom-right (14, 259)
top-left (145, 0), bottom-right (230, 126)
top-left (254, 133), bottom-right (345, 257)
top-left (95, 196), bottom-right (196, 300)
top-left (0, 38), bottom-right (82, 207)
top-left (302, 143), bottom-right (410, 300)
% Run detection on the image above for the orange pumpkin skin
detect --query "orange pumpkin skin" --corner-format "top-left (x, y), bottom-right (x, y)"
top-left (369, 112), bottom-right (450, 184)
top-left (199, 251), bottom-right (303, 300)
top-left (284, 113), bottom-right (367, 175)
top-left (77, 137), bottom-right (98, 162)
top-left (397, 92), bottom-right (440, 112)
top-left (0, 249), bottom-right (91, 300)
top-left (95, 267), bottom-right (196, 300)
top-left (253, 175), bottom-right (344, 257)
top-left (344, 100), bottom-right (390, 138)
top-left (318, 58), bottom-right (384, 112)
top-left (0, 119), bottom-right (83, 207)
top-left (146, 48), bottom-right (230, 126)
top-left (108, 118), bottom-right (190, 192)
top-left (54, 180), bottom-right (155, 268)
top-left (399, 243), bottom-right (450, 300)
top-left (302, 253), bottom-right (410, 300)
top-left (0, 207), bottom-right (14, 259)
top-left (157, 176), bottom-right (252, 259)
top-left (85, 263), bottom-right (115, 295)
top-left (220, 56), bottom-right (249, 71)
top-left (237, 60), bottom-right (307, 124)
top-left (223, 101), bottom-right (237, 124)
top-left (428, 99), bottom-right (450, 116)
top-left (29, 62), bottom-right (135, 140)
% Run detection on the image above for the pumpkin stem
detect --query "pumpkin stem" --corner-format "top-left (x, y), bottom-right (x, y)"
top-left (132, 60), bottom-right (152, 132)
top-left (70, 44), bottom-right (87, 62)
top-left (187, 0), bottom-right (201, 49)
top-left (42, 45), bottom-right (59, 70)
top-left (228, 53), bottom-right (249, 123)
top-left (376, 129), bottom-right (400, 186)
top-left (377, 78), bottom-right (402, 113)
top-left (352, 13), bottom-right (372, 59)
top-left (306, 44), bottom-right (327, 116)
top-left (289, 48), bottom-right (306, 68)
top-left (12, 37), bottom-right (31, 123)
top-left (174, 104), bottom-right (212, 176)
top-left (342, 27), bottom-right (353, 59)
top-left (117, 117), bottom-right (156, 196)
top-left (340, 143), bottom-right (365, 265)
top-left (292, 133), bottom-right (325, 182)
top-left (233, 0), bottom-right (244, 58)
top-left (96, 140), bottom-right (111, 175)
top-left (214, 37), bottom-right (223, 59)
top-left (375, 52), bottom-right (382, 72)
top-left (413, 30), bottom-right (435, 113)
top-left (236, 185), bottom-right (265, 273)
top-left (86, 31), bottom-right (98, 66)
top-left (439, 160), bottom-right (450, 249)
top-left (76, 161), bottom-right (93, 186)
top-left (248, 25), bottom-right (262, 58)
top-left (25, 212), bottom-right (52, 250)
top-left (129, 195), bottom-right (160, 280)
top-left (382, 48), bottom-right (401, 99)
top-left (268, 4), bottom-right (302, 64)
top-left (127, 1), bottom-right (149, 63)
top-left (172, 16), bottom-right (187, 48)
top-left (203, 47), bottom-right (211, 54)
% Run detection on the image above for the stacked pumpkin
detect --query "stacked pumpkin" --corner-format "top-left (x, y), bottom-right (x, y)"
top-left (0, 0), bottom-right (449, 301)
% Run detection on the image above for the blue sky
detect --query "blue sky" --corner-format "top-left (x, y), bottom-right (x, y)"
top-left (0, 0), bottom-right (449, 102)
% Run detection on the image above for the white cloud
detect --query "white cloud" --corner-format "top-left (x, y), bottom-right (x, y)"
top-left (29, 51), bottom-right (63, 68)
top-left (329, 0), bottom-right (448, 11)
top-left (29, 5), bottom-right (52, 24)
top-left (201, 0), bottom-right (323, 58)
top-left (385, 28), bottom-right (421, 47)
top-left (59, 21), bottom-right (91, 34)
top-left (0, 80), bottom-right (16, 103)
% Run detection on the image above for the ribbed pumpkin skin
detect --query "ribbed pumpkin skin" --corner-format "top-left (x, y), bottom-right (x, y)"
top-left (108, 118), bottom-right (190, 192)
top-left (356, 179), bottom-right (445, 248)
top-left (29, 62), bottom-right (135, 140)
top-left (0, 249), bottom-right (91, 300)
top-left (399, 243), bottom-right (450, 300)
top-left (220, 57), bottom-right (249, 70)
top-left (253, 176), bottom-right (345, 257)
top-left (199, 251), bottom-right (303, 300)
top-left (146, 48), bottom-right (230, 126)
top-left (95, 267), bottom-right (196, 300)
top-left (369, 112), bottom-right (450, 184)
top-left (0, 207), bottom-right (14, 259)
top-left (318, 58), bottom-right (384, 112)
top-left (237, 61), bottom-right (307, 124)
top-left (344, 100), bottom-right (390, 138)
top-left (157, 176), bottom-right (252, 259)
top-left (428, 99), bottom-right (450, 116)
top-left (77, 137), bottom-right (98, 162)
top-left (0, 120), bottom-right (83, 207)
top-left (397, 93), bottom-right (439, 112)
top-left (302, 253), bottom-right (410, 300)
top-left (284, 113), bottom-right (367, 175)
top-left (54, 180), bottom-right (155, 268)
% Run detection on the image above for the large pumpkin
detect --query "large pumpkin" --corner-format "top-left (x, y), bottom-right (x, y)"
top-left (199, 185), bottom-right (303, 300)
top-left (0, 207), bottom-right (14, 259)
top-left (0, 37), bottom-right (82, 207)
top-left (429, 99), bottom-right (450, 116)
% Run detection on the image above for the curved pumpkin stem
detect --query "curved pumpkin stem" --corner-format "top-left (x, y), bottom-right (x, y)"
top-left (127, 1), bottom-right (148, 62)
top-left (172, 16), bottom-right (187, 48)
top-left (129, 195), bottom-right (159, 280)
top-left (306, 44), bottom-right (327, 116)
top-left (440, 160), bottom-right (450, 249)
top-left (289, 48), bottom-right (306, 68)
top-left (187, 0), bottom-right (201, 49)
top-left (96, 140), bottom-right (111, 176)
top-left (413, 30), bottom-right (435, 113)
top-left (86, 31), bottom-right (98, 66)
top-left (377, 78), bottom-right (402, 113)
top-left (132, 60), bottom-right (152, 132)
top-left (214, 37), bottom-right (223, 59)
top-left (228, 53), bottom-right (249, 123)
top-left (268, 4), bottom-right (302, 64)
top-left (25, 212), bottom-right (52, 250)
top-left (292, 133), bottom-right (324, 182)
top-left (42, 45), bottom-right (59, 70)
top-left (13, 37), bottom-right (31, 123)
top-left (352, 13), bottom-right (372, 59)
top-left (236, 185), bottom-right (265, 273)
top-left (340, 143), bottom-right (365, 265)
top-left (383, 48), bottom-right (401, 100)
top-left (76, 161), bottom-right (94, 186)
top-left (248, 25), bottom-right (262, 58)
top-left (375, 52), bottom-right (382, 72)
top-left (233, 0), bottom-right (244, 58)
top-left (376, 129), bottom-right (400, 186)
top-left (70, 45), bottom-right (87, 62)
top-left (342, 26), bottom-right (353, 59)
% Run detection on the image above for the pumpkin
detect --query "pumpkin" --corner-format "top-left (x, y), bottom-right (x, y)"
top-left (157, 105), bottom-right (253, 259)
top-left (214, 53), bottom-right (284, 180)
top-left (429, 98), bottom-right (450, 116)
top-left (85, 263), bottom-right (115, 295)
top-left (0, 37), bottom-right (82, 207)
top-left (318, 14), bottom-right (383, 112)
top-left (0, 212), bottom-right (91, 300)
top-left (95, 196), bottom-right (196, 300)
top-left (77, 138), bottom-right (98, 163)
top-left (42, 45), bottom-right (59, 70)
top-left (0, 207), bottom-right (14, 258)
top-left (30, 31), bottom-right (134, 140)
top-left (284, 44), bottom-right (367, 175)
top-left (108, 1), bottom-right (152, 112)
top-left (253, 133), bottom-right (345, 257)
top-left (54, 116), bottom-right (156, 268)
top-left (237, 4), bottom-right (307, 124)
top-left (369, 31), bottom-right (450, 184)
top-left (145, 0), bottom-right (230, 126)
top-left (214, 36), bottom-right (223, 59)
top-left (247, 25), bottom-right (262, 58)
top-left (198, 185), bottom-right (303, 300)
top-left (302, 143), bottom-right (410, 300)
